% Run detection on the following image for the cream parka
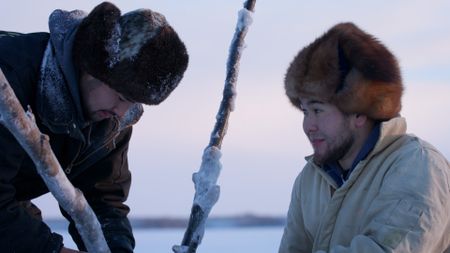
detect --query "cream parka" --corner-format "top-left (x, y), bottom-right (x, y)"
top-left (279, 117), bottom-right (450, 253)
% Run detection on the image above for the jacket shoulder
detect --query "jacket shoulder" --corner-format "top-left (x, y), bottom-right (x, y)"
top-left (0, 31), bottom-right (49, 106)
top-left (0, 31), bottom-right (49, 68)
top-left (391, 134), bottom-right (447, 161)
top-left (381, 134), bottom-right (450, 192)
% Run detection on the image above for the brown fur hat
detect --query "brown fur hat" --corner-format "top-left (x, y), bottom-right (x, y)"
top-left (73, 2), bottom-right (189, 105)
top-left (285, 22), bottom-right (403, 120)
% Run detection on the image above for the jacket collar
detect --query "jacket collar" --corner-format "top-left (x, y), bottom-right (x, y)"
top-left (322, 122), bottom-right (381, 187)
top-left (305, 117), bottom-right (407, 162)
top-left (370, 117), bottom-right (407, 158)
top-left (305, 117), bottom-right (407, 186)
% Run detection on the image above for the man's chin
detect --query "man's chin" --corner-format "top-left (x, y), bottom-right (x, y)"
top-left (91, 111), bottom-right (114, 122)
top-left (312, 151), bottom-right (335, 166)
top-left (90, 114), bottom-right (108, 122)
top-left (312, 154), bottom-right (326, 166)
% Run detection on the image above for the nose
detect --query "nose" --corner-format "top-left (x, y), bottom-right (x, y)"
top-left (303, 115), bottom-right (318, 134)
top-left (112, 100), bottom-right (134, 118)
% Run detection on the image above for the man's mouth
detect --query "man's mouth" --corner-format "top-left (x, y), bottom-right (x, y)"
top-left (310, 138), bottom-right (325, 148)
top-left (97, 110), bottom-right (116, 119)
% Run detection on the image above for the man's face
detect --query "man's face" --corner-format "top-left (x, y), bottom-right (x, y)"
top-left (79, 73), bottom-right (134, 122)
top-left (300, 98), bottom-right (354, 165)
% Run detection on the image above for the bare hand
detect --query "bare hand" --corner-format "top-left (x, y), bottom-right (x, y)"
top-left (60, 247), bottom-right (86, 253)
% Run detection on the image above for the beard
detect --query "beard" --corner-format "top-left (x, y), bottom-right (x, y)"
top-left (313, 130), bottom-right (355, 166)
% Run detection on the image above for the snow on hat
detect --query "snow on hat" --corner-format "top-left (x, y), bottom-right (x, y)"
top-left (73, 2), bottom-right (188, 105)
top-left (285, 22), bottom-right (403, 120)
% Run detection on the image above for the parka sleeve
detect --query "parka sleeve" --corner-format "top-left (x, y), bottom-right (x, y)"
top-left (279, 171), bottom-right (314, 253)
top-left (60, 127), bottom-right (135, 253)
top-left (0, 52), bottom-right (64, 252)
top-left (0, 125), bottom-right (64, 253)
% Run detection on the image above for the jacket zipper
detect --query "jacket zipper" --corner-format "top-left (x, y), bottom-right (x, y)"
top-left (67, 119), bottom-right (120, 171)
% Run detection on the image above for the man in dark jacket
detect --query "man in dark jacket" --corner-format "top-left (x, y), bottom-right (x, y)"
top-left (0, 2), bottom-right (188, 253)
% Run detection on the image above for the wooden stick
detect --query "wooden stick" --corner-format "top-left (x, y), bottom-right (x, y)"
top-left (173, 1), bottom-right (256, 252)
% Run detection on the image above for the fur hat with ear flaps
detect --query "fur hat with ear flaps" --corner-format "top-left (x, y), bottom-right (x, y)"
top-left (285, 22), bottom-right (403, 120)
top-left (73, 2), bottom-right (189, 105)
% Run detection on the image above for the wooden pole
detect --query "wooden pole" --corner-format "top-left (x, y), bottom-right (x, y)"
top-left (173, 1), bottom-right (256, 252)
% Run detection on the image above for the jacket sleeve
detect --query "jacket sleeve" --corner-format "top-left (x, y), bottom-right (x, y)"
top-left (0, 125), bottom-right (64, 253)
top-left (279, 171), bottom-right (314, 253)
top-left (319, 142), bottom-right (450, 253)
top-left (0, 49), bottom-right (64, 252)
top-left (60, 127), bottom-right (135, 253)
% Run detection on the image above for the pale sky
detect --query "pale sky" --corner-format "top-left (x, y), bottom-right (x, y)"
top-left (2, 0), bottom-right (450, 219)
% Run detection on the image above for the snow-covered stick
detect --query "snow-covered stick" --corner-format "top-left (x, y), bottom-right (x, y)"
top-left (0, 68), bottom-right (111, 253)
top-left (173, 1), bottom-right (256, 253)
top-left (208, 0), bottom-right (256, 149)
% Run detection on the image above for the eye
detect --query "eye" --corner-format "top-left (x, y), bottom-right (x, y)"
top-left (313, 108), bottom-right (323, 114)
top-left (118, 94), bottom-right (130, 103)
top-left (300, 108), bottom-right (308, 116)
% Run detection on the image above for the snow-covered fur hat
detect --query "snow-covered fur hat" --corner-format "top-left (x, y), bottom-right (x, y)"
top-left (73, 2), bottom-right (188, 105)
top-left (285, 22), bottom-right (403, 120)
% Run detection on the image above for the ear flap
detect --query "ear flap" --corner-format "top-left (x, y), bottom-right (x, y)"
top-left (336, 24), bottom-right (401, 85)
top-left (333, 24), bottom-right (403, 120)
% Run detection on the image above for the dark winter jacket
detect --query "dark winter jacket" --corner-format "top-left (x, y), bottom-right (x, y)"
top-left (0, 11), bottom-right (142, 253)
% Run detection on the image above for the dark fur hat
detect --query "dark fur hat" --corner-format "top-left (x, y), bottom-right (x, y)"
top-left (285, 22), bottom-right (403, 120)
top-left (73, 2), bottom-right (189, 105)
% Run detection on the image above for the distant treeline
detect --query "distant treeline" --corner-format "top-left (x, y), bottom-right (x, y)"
top-left (45, 214), bottom-right (286, 229)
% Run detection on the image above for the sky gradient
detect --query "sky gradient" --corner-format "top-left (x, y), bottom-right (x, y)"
top-left (2, 0), bottom-right (450, 219)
